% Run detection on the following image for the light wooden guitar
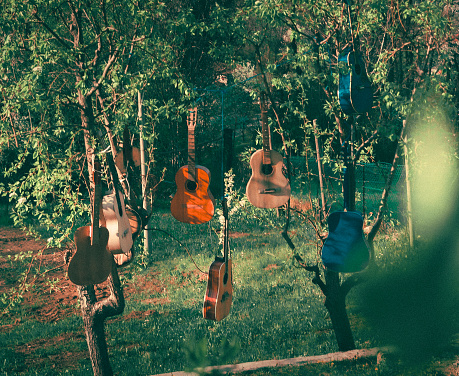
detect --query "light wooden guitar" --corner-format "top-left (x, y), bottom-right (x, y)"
top-left (68, 161), bottom-right (113, 286)
top-left (101, 153), bottom-right (133, 258)
top-left (203, 198), bottom-right (232, 321)
top-left (246, 92), bottom-right (291, 208)
top-left (170, 107), bottom-right (215, 224)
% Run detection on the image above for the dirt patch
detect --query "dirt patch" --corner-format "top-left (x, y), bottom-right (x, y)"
top-left (0, 226), bottom-right (142, 326)
top-left (0, 225), bottom-right (174, 373)
top-left (0, 227), bottom-right (80, 324)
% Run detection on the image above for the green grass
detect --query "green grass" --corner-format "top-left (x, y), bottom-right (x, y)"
top-left (0, 204), bottom-right (456, 375)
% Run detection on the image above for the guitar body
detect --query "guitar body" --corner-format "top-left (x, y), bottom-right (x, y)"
top-left (102, 192), bottom-right (133, 255)
top-left (321, 211), bottom-right (370, 273)
top-left (68, 225), bottom-right (113, 286)
top-left (246, 149), bottom-right (291, 209)
top-left (115, 147), bottom-right (141, 173)
top-left (170, 165), bottom-right (215, 224)
top-left (338, 48), bottom-right (373, 115)
top-left (125, 207), bottom-right (142, 240)
top-left (203, 258), bottom-right (232, 321)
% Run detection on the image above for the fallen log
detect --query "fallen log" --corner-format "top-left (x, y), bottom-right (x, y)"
top-left (151, 347), bottom-right (394, 376)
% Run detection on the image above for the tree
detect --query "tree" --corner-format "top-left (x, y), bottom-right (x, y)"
top-left (0, 0), bottom-right (219, 373)
top-left (206, 0), bottom-right (458, 351)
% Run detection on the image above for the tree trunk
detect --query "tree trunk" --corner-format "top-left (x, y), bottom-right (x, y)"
top-left (324, 270), bottom-right (356, 351)
top-left (78, 261), bottom-right (125, 376)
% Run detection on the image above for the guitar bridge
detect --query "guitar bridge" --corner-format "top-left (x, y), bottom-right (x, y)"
top-left (259, 188), bottom-right (278, 194)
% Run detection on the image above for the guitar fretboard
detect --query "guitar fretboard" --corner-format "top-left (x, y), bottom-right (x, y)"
top-left (187, 108), bottom-right (197, 181)
top-left (260, 92), bottom-right (272, 165)
top-left (187, 128), bottom-right (196, 181)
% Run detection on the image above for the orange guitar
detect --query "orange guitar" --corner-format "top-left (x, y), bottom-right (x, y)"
top-left (203, 198), bottom-right (232, 321)
top-left (171, 107), bottom-right (215, 224)
top-left (68, 160), bottom-right (113, 286)
top-left (246, 92), bottom-right (291, 208)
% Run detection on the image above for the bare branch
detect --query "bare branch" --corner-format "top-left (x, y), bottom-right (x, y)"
top-left (294, 254), bottom-right (327, 295)
top-left (367, 120), bottom-right (406, 243)
top-left (354, 130), bottom-right (378, 161)
top-left (86, 50), bottom-right (119, 97)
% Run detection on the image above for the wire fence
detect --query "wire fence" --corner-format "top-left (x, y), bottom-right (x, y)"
top-left (291, 157), bottom-right (406, 221)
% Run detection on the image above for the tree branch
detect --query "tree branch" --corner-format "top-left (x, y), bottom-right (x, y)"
top-left (32, 9), bottom-right (71, 50)
top-left (294, 254), bottom-right (327, 295)
top-left (87, 51), bottom-right (119, 97)
top-left (93, 261), bottom-right (125, 319)
top-left (354, 130), bottom-right (378, 161)
top-left (367, 120), bottom-right (406, 243)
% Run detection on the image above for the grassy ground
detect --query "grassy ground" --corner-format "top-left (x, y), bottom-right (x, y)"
top-left (0, 203), bottom-right (457, 375)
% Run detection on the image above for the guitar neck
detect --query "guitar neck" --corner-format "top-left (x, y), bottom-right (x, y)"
top-left (222, 198), bottom-right (230, 267)
top-left (187, 127), bottom-right (196, 180)
top-left (187, 107), bottom-right (197, 181)
top-left (92, 161), bottom-right (102, 245)
top-left (259, 92), bottom-right (272, 165)
top-left (106, 153), bottom-right (124, 216)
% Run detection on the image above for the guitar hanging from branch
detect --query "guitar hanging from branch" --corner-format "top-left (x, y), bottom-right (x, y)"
top-left (246, 91), bottom-right (291, 208)
top-left (203, 198), bottom-right (232, 321)
top-left (101, 152), bottom-right (134, 266)
top-left (338, 0), bottom-right (373, 115)
top-left (171, 107), bottom-right (215, 224)
top-left (68, 160), bottom-right (113, 286)
top-left (321, 139), bottom-right (370, 273)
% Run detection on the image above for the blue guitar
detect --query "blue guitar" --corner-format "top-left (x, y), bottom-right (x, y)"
top-left (321, 146), bottom-right (370, 273)
top-left (321, 210), bottom-right (369, 273)
top-left (338, 47), bottom-right (373, 115)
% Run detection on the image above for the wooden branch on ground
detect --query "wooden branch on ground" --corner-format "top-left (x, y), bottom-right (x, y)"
top-left (151, 347), bottom-right (394, 376)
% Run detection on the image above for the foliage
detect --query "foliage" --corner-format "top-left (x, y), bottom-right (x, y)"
top-left (1, 0), bottom-right (457, 239)
top-left (0, 0), bottom-right (458, 372)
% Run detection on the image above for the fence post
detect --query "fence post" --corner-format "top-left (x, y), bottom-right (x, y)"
top-left (403, 119), bottom-right (414, 249)
top-left (138, 91), bottom-right (152, 254)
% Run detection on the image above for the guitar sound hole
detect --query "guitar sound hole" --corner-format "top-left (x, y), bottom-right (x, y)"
top-left (185, 180), bottom-right (198, 192)
top-left (261, 164), bottom-right (273, 176)
top-left (354, 63), bottom-right (361, 76)
top-left (223, 272), bottom-right (228, 285)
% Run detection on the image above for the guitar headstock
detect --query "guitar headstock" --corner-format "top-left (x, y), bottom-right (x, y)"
top-left (187, 107), bottom-right (197, 130)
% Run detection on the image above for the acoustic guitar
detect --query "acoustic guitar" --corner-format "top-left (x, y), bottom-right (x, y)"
top-left (203, 198), bottom-right (232, 321)
top-left (246, 92), bottom-right (291, 208)
top-left (68, 161), bottom-right (113, 286)
top-left (321, 210), bottom-right (370, 273)
top-left (170, 107), bottom-right (215, 224)
top-left (338, 47), bottom-right (373, 115)
top-left (101, 152), bottom-right (133, 257)
top-left (321, 143), bottom-right (370, 273)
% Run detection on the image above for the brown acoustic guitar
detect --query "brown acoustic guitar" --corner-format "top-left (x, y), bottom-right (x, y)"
top-left (68, 161), bottom-right (113, 286)
top-left (170, 107), bottom-right (215, 224)
top-left (246, 92), bottom-right (291, 208)
top-left (203, 198), bottom-right (232, 321)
